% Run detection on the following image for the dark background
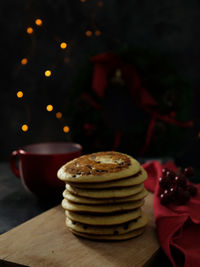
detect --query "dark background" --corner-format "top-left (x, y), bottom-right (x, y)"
top-left (1, 0), bottom-right (200, 164)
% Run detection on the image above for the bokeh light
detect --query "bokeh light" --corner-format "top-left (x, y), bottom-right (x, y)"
top-left (21, 124), bottom-right (28, 132)
top-left (60, 42), bottom-right (67, 49)
top-left (85, 30), bottom-right (92, 37)
top-left (26, 27), bottom-right (33, 34)
top-left (17, 91), bottom-right (23, 98)
top-left (46, 104), bottom-right (53, 112)
top-left (97, 1), bottom-right (104, 7)
top-left (56, 112), bottom-right (62, 119)
top-left (63, 125), bottom-right (70, 133)
top-left (44, 70), bottom-right (51, 77)
top-left (35, 18), bottom-right (43, 26)
top-left (95, 30), bottom-right (101, 36)
top-left (21, 58), bottom-right (28, 65)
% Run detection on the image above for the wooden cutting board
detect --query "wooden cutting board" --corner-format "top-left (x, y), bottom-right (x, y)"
top-left (0, 193), bottom-right (159, 267)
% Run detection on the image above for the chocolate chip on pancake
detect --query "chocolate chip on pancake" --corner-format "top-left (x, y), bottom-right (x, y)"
top-left (65, 213), bottom-right (148, 235)
top-left (57, 151), bottom-right (141, 183)
top-left (63, 188), bottom-right (148, 205)
top-left (62, 198), bottom-right (144, 213)
top-left (67, 167), bottom-right (147, 189)
top-left (65, 208), bottom-right (141, 226)
top-left (66, 152), bottom-right (130, 176)
top-left (69, 227), bottom-right (145, 241)
top-left (65, 183), bottom-right (144, 199)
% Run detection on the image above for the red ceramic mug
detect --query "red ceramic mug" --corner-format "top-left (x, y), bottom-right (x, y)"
top-left (10, 142), bottom-right (82, 198)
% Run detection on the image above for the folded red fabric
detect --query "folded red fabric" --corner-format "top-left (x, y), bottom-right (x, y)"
top-left (142, 161), bottom-right (200, 267)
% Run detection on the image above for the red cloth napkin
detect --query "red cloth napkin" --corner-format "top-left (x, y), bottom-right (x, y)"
top-left (142, 160), bottom-right (200, 267)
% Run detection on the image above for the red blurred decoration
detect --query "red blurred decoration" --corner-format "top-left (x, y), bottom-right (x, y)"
top-left (82, 92), bottom-right (102, 110)
top-left (143, 161), bottom-right (200, 267)
top-left (170, 111), bottom-right (176, 118)
top-left (83, 123), bottom-right (96, 136)
top-left (83, 123), bottom-right (92, 131)
top-left (89, 52), bottom-right (193, 154)
top-left (113, 131), bottom-right (122, 150)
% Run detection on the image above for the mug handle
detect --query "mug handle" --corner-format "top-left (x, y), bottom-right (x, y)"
top-left (10, 150), bottom-right (21, 178)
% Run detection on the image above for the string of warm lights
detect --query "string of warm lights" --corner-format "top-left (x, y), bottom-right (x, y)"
top-left (17, 1), bottom-right (103, 135)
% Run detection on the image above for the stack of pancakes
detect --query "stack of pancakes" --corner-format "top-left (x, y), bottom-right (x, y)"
top-left (57, 151), bottom-right (148, 241)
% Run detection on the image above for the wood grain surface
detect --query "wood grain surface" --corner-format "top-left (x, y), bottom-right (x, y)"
top-left (0, 193), bottom-right (159, 267)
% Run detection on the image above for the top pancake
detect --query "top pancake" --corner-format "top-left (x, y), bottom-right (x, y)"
top-left (57, 151), bottom-right (140, 183)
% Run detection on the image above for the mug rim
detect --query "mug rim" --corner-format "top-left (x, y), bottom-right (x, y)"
top-left (18, 142), bottom-right (82, 156)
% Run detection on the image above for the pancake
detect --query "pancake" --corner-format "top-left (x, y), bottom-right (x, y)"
top-left (57, 151), bottom-right (140, 183)
top-left (62, 198), bottom-right (144, 213)
top-left (65, 208), bottom-right (141, 226)
top-left (65, 183), bottom-right (144, 199)
top-left (66, 212), bottom-right (148, 235)
top-left (69, 227), bottom-right (145, 241)
top-left (59, 151), bottom-right (148, 241)
top-left (63, 188), bottom-right (148, 205)
top-left (68, 167), bottom-right (147, 189)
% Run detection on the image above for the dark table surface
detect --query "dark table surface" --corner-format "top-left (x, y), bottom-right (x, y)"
top-left (0, 162), bottom-right (61, 235)
top-left (0, 161), bottom-right (172, 267)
